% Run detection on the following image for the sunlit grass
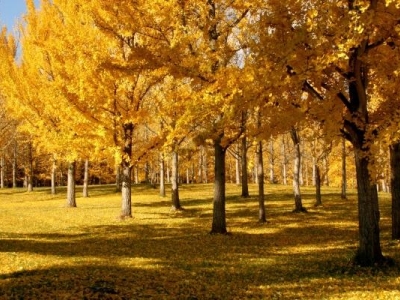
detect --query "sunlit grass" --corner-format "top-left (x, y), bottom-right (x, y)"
top-left (0, 183), bottom-right (399, 299)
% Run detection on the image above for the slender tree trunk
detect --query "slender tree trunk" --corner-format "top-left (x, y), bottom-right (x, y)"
top-left (160, 153), bottom-right (166, 197)
top-left (191, 162), bottom-right (195, 184)
top-left (83, 159), bottom-right (89, 197)
top-left (341, 138), bottom-right (347, 199)
top-left (144, 161), bottom-right (150, 183)
top-left (281, 135), bottom-right (288, 185)
top-left (300, 151), bottom-right (304, 186)
top-left (254, 150), bottom-right (258, 184)
top-left (171, 150), bottom-right (182, 210)
top-left (198, 147), bottom-right (203, 183)
top-left (211, 134), bottom-right (227, 234)
top-left (235, 143), bottom-right (240, 184)
top-left (26, 142), bottom-right (33, 192)
top-left (290, 128), bottom-right (306, 213)
top-left (134, 165), bottom-right (139, 184)
top-left (390, 142), bottom-right (400, 240)
top-left (256, 140), bottom-right (266, 222)
top-left (314, 164), bottom-right (322, 207)
top-left (51, 157), bottom-right (56, 194)
top-left (166, 160), bottom-right (170, 184)
top-left (120, 123), bottom-right (133, 218)
top-left (66, 161), bottom-right (77, 207)
top-left (305, 159), bottom-right (309, 186)
top-left (269, 139), bottom-right (275, 184)
top-left (241, 135), bottom-right (249, 197)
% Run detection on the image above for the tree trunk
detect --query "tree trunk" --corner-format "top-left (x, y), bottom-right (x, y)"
top-left (354, 150), bottom-right (383, 265)
top-left (390, 142), bottom-right (400, 240)
top-left (235, 143), bottom-right (240, 184)
top-left (171, 150), bottom-right (182, 210)
top-left (211, 134), bottom-right (227, 234)
top-left (120, 123), bottom-right (133, 218)
top-left (160, 153), bottom-right (166, 197)
top-left (341, 138), bottom-right (347, 199)
top-left (290, 128), bottom-right (306, 213)
top-left (83, 159), bottom-right (89, 197)
top-left (269, 139), bottom-right (275, 184)
top-left (241, 135), bottom-right (249, 198)
top-left (166, 160), bottom-right (170, 184)
top-left (66, 161), bottom-right (77, 207)
top-left (256, 140), bottom-right (266, 222)
top-left (281, 135), bottom-right (288, 185)
top-left (144, 161), bottom-right (150, 183)
top-left (198, 146), bottom-right (204, 183)
top-left (305, 159), bottom-right (309, 186)
top-left (134, 165), bottom-right (139, 184)
top-left (314, 164), bottom-right (322, 207)
top-left (51, 157), bottom-right (56, 194)
top-left (312, 158), bottom-right (316, 186)
top-left (26, 142), bottom-right (33, 192)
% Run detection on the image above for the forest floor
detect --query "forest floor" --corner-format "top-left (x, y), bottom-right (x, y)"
top-left (0, 183), bottom-right (399, 299)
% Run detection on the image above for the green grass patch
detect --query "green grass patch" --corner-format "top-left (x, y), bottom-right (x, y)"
top-left (0, 183), bottom-right (399, 299)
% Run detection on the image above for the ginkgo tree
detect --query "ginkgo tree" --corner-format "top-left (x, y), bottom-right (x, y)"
top-left (250, 0), bottom-right (400, 266)
top-left (88, 0), bottom-right (261, 233)
top-left (27, 0), bottom-right (167, 216)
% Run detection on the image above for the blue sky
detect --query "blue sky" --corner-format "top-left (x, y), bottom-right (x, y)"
top-left (0, 0), bottom-right (40, 32)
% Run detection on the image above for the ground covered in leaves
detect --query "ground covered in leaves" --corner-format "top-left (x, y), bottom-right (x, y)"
top-left (0, 184), bottom-right (399, 299)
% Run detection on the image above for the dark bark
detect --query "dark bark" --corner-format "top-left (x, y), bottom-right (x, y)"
top-left (66, 161), bottom-right (77, 208)
top-left (241, 135), bottom-right (249, 198)
top-left (390, 142), bottom-right (400, 240)
top-left (314, 164), bottom-right (322, 207)
top-left (159, 153), bottom-right (166, 197)
top-left (345, 35), bottom-right (385, 266)
top-left (256, 140), bottom-right (266, 223)
top-left (83, 159), bottom-right (89, 197)
top-left (353, 150), bottom-right (384, 265)
top-left (341, 138), bottom-right (347, 200)
top-left (211, 134), bottom-right (227, 234)
top-left (290, 128), bottom-right (306, 213)
top-left (171, 150), bottom-right (182, 210)
top-left (120, 122), bottom-right (133, 218)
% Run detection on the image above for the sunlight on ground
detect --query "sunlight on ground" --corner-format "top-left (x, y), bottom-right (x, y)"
top-left (0, 184), bottom-right (399, 299)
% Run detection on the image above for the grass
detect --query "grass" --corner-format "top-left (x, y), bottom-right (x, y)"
top-left (0, 183), bottom-right (400, 299)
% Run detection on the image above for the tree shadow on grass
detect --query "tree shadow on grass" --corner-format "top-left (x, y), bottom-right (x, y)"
top-left (1, 230), bottom-right (400, 299)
